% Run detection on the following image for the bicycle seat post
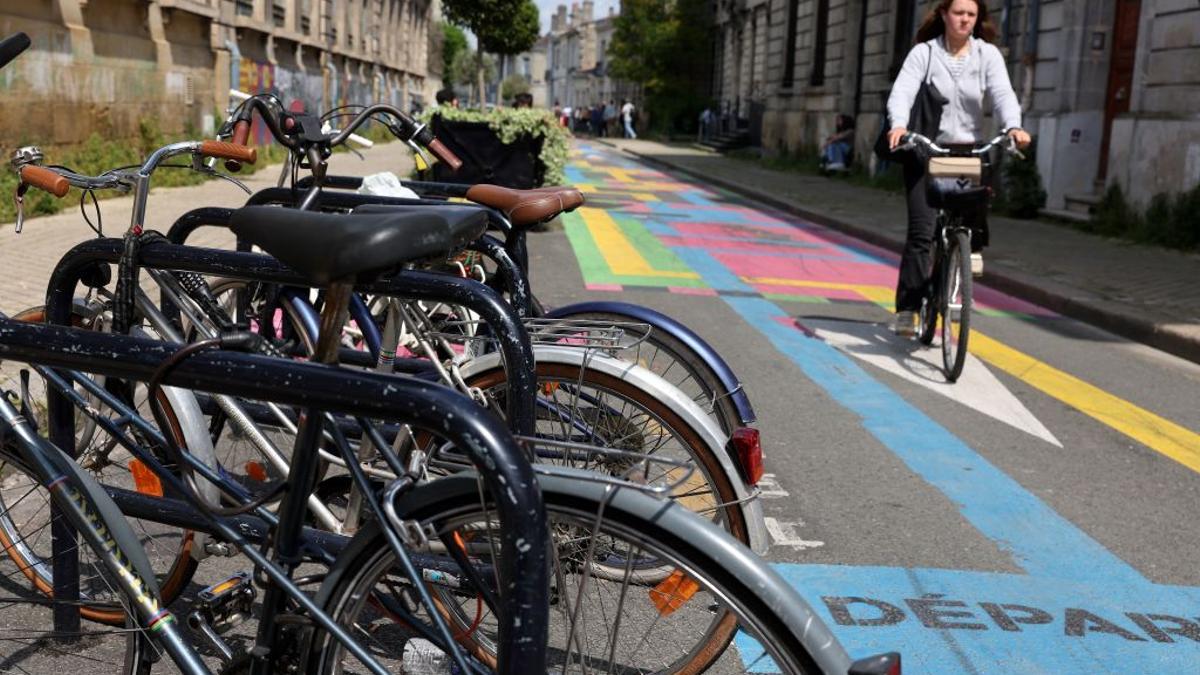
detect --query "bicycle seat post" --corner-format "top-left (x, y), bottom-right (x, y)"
top-left (314, 280), bottom-right (353, 365)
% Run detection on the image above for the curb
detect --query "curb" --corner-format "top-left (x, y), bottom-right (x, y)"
top-left (602, 141), bottom-right (1200, 366)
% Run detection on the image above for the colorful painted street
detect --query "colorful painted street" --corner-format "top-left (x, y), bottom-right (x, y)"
top-left (527, 140), bottom-right (1200, 673)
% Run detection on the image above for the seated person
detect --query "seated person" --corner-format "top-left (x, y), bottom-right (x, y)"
top-left (819, 114), bottom-right (855, 172)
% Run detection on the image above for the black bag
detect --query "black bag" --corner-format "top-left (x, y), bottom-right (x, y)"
top-left (873, 43), bottom-right (943, 162)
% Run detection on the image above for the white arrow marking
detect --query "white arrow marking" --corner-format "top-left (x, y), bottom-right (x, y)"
top-left (803, 318), bottom-right (1062, 447)
top-left (764, 517), bottom-right (825, 550)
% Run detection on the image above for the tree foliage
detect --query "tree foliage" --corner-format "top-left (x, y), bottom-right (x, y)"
top-left (609, 0), bottom-right (713, 133)
top-left (443, 0), bottom-right (540, 55)
top-left (441, 22), bottom-right (469, 77)
top-left (500, 74), bottom-right (531, 102)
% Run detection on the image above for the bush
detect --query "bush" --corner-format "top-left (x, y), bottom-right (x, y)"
top-left (418, 106), bottom-right (570, 186)
top-left (1086, 182), bottom-right (1200, 251)
top-left (993, 138), bottom-right (1047, 218)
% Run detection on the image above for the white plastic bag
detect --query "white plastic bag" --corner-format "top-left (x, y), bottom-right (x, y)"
top-left (356, 171), bottom-right (419, 199)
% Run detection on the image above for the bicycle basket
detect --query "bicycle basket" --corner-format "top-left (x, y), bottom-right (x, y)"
top-left (926, 156), bottom-right (989, 211)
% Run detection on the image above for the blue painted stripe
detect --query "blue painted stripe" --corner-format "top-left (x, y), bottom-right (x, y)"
top-left (680, 248), bottom-right (1146, 586)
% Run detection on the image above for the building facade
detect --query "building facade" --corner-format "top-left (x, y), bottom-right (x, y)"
top-left (0, 0), bottom-right (437, 145)
top-left (544, 2), bottom-right (639, 111)
top-left (497, 36), bottom-right (548, 107)
top-left (714, 0), bottom-right (1200, 211)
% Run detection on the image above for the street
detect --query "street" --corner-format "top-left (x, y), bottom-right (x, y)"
top-left (0, 138), bottom-right (1197, 673)
top-left (529, 140), bottom-right (1200, 673)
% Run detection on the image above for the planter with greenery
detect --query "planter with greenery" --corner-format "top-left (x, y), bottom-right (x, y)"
top-left (418, 106), bottom-right (570, 188)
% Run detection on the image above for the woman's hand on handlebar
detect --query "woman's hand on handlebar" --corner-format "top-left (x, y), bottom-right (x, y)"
top-left (887, 127), bottom-right (909, 151)
top-left (1007, 128), bottom-right (1032, 149)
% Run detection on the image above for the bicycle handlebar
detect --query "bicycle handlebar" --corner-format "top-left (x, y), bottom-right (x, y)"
top-left (899, 128), bottom-right (1021, 157)
top-left (18, 165), bottom-right (69, 198)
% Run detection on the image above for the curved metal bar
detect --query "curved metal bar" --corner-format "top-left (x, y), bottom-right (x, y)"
top-left (0, 316), bottom-right (549, 672)
top-left (470, 233), bottom-right (532, 317)
top-left (46, 238), bottom-right (537, 436)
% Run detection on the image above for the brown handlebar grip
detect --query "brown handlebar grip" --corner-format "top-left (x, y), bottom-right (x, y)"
top-left (19, 165), bottom-right (69, 198)
top-left (225, 120), bottom-right (253, 172)
top-left (427, 138), bottom-right (463, 172)
top-left (200, 140), bottom-right (257, 166)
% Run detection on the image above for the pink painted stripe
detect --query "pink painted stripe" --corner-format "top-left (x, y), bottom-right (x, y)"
top-left (668, 286), bottom-right (718, 296)
top-left (718, 253), bottom-right (898, 286)
top-left (585, 283), bottom-right (624, 292)
top-left (752, 284), bottom-right (869, 302)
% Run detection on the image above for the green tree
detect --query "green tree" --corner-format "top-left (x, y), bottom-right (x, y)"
top-left (610, 0), bottom-right (713, 134)
top-left (443, 0), bottom-right (539, 106)
top-left (500, 73), bottom-right (531, 103)
top-left (442, 22), bottom-right (469, 78)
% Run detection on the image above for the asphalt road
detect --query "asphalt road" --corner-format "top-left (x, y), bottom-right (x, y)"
top-left (527, 140), bottom-right (1200, 673)
top-left (0, 138), bottom-right (1198, 673)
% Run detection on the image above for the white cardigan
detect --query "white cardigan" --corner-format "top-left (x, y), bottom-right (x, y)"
top-left (886, 36), bottom-right (1022, 144)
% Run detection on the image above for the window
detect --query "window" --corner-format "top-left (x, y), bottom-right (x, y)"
top-left (272, 3), bottom-right (286, 27)
top-left (809, 0), bottom-right (830, 86)
top-left (782, 0), bottom-right (799, 86)
top-left (235, 0), bottom-right (254, 17)
top-left (890, 0), bottom-right (917, 78)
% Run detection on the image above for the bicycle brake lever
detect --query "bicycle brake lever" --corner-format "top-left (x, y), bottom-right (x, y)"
top-left (195, 164), bottom-right (252, 194)
top-left (13, 183), bottom-right (26, 234)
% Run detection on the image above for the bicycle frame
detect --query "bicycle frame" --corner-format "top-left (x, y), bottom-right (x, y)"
top-left (0, 314), bottom-right (550, 672)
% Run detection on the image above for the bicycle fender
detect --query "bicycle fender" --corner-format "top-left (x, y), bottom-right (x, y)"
top-left (459, 346), bottom-right (770, 555)
top-left (38, 435), bottom-right (162, 596)
top-left (160, 384), bottom-right (219, 561)
top-left (545, 301), bottom-right (757, 424)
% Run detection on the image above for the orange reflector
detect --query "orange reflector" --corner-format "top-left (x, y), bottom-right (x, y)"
top-left (245, 461), bottom-right (268, 482)
top-left (129, 459), bottom-right (163, 497)
top-left (541, 382), bottom-right (560, 396)
top-left (649, 569), bottom-right (699, 616)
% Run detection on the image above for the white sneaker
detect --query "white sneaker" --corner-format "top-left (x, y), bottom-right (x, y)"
top-left (893, 311), bottom-right (917, 338)
top-left (970, 253), bottom-right (984, 277)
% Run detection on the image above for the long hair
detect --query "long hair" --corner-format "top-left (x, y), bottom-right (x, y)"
top-left (914, 0), bottom-right (997, 44)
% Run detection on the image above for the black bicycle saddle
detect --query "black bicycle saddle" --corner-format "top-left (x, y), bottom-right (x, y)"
top-left (350, 203), bottom-right (489, 249)
top-left (230, 206), bottom-right (485, 284)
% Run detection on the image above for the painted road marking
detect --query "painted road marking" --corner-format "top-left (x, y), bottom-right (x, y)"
top-left (566, 142), bottom-right (1200, 671)
top-left (764, 517), bottom-right (825, 550)
top-left (572, 208), bottom-right (699, 281)
top-left (805, 317), bottom-right (1062, 447)
top-left (757, 473), bottom-right (790, 498)
top-left (972, 331), bottom-right (1200, 474)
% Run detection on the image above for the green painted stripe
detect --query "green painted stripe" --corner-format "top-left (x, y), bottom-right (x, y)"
top-left (614, 215), bottom-right (696, 274)
top-left (562, 212), bottom-right (619, 285)
top-left (762, 293), bottom-right (832, 304)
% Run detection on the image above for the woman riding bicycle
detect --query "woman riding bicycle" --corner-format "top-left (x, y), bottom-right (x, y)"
top-left (885, 0), bottom-right (1031, 336)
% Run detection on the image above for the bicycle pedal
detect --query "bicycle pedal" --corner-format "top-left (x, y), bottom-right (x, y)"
top-left (970, 252), bottom-right (984, 277)
top-left (194, 571), bottom-right (256, 631)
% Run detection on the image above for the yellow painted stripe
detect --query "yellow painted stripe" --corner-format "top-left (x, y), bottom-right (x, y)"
top-left (743, 276), bottom-right (894, 309)
top-left (575, 183), bottom-right (598, 193)
top-left (580, 207), bottom-right (700, 280)
top-left (972, 332), bottom-right (1200, 473)
top-left (632, 192), bottom-right (660, 202)
top-left (608, 168), bottom-right (636, 183)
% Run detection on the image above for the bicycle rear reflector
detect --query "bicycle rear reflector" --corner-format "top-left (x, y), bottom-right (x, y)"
top-left (129, 458), bottom-right (164, 497)
top-left (649, 569), bottom-right (700, 616)
top-left (731, 427), bottom-right (763, 485)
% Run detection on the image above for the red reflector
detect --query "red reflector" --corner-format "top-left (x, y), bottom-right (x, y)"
top-left (730, 427), bottom-right (763, 485)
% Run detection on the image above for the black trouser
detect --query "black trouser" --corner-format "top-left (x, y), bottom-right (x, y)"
top-left (895, 154), bottom-right (937, 312)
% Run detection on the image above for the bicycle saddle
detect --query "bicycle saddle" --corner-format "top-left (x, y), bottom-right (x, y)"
top-left (350, 203), bottom-right (488, 249)
top-left (464, 184), bottom-right (585, 227)
top-left (229, 206), bottom-right (485, 284)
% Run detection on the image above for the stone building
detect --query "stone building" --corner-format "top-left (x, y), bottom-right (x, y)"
top-left (497, 35), bottom-right (548, 107)
top-left (544, 2), bottom-right (638, 111)
top-left (0, 0), bottom-right (438, 146)
top-left (714, 0), bottom-right (1200, 213)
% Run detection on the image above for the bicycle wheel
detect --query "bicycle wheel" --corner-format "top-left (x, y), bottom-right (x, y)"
top-left (0, 306), bottom-right (199, 625)
top-left (940, 230), bottom-right (973, 381)
top-left (465, 359), bottom-right (749, 550)
top-left (540, 308), bottom-right (745, 437)
top-left (307, 473), bottom-right (826, 674)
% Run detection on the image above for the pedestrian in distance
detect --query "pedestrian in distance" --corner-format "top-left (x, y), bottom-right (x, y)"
top-left (819, 113), bottom-right (855, 173)
top-left (591, 103), bottom-right (605, 137)
top-left (884, 0), bottom-right (1031, 337)
top-left (604, 100), bottom-right (618, 137)
top-left (621, 99), bottom-right (637, 139)
top-left (435, 87), bottom-right (459, 109)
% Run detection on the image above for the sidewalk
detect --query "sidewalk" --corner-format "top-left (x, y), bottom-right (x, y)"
top-left (597, 138), bottom-right (1200, 365)
top-left (0, 143), bottom-right (412, 315)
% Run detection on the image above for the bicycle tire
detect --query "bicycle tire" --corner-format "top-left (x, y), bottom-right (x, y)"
top-left (0, 306), bottom-right (199, 625)
top-left (466, 359), bottom-right (750, 546)
top-left (538, 306), bottom-right (744, 437)
top-left (307, 473), bottom-right (825, 674)
top-left (940, 230), bottom-right (972, 381)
